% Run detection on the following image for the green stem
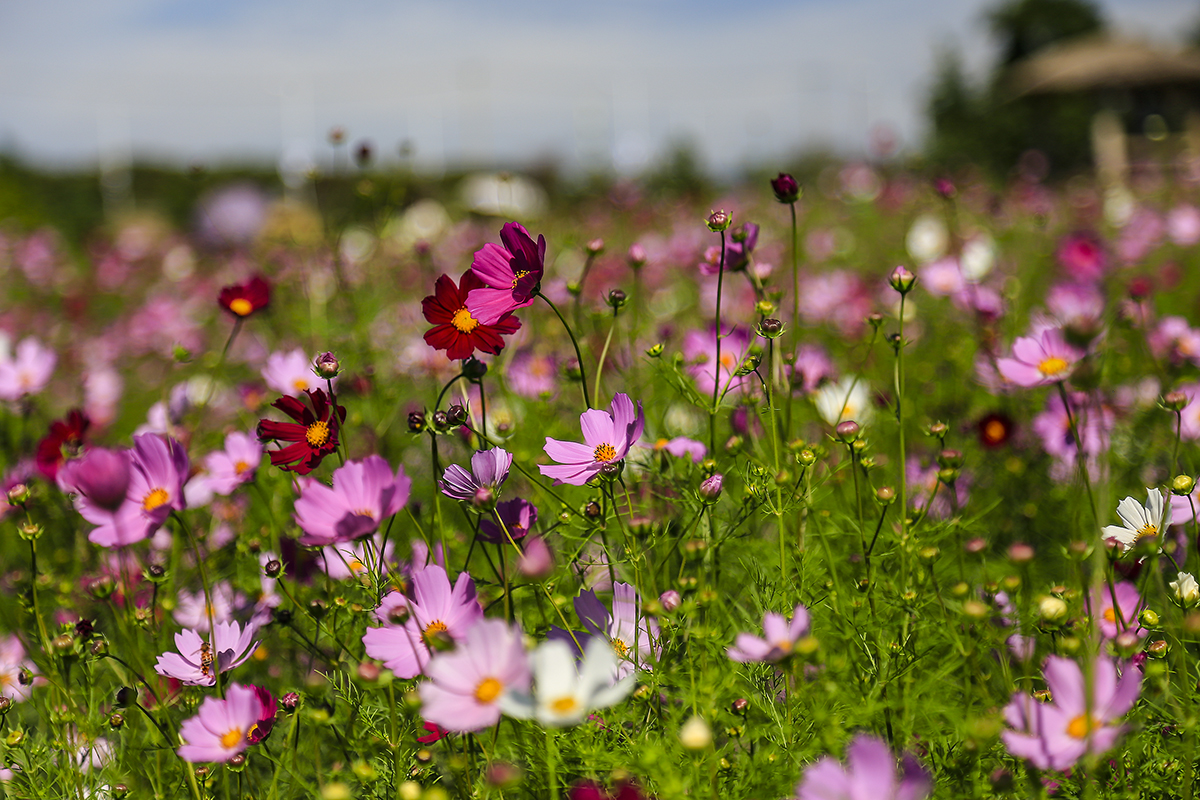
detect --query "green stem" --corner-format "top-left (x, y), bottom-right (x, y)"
top-left (710, 230), bottom-right (727, 456)
top-left (546, 727), bottom-right (559, 800)
top-left (540, 291), bottom-right (592, 410)
top-left (594, 307), bottom-right (619, 405)
top-left (895, 293), bottom-right (908, 546)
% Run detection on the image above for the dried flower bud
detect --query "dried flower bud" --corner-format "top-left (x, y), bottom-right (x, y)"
top-left (706, 209), bottom-right (732, 233)
top-left (312, 352), bottom-right (341, 379)
top-left (770, 173), bottom-right (800, 204)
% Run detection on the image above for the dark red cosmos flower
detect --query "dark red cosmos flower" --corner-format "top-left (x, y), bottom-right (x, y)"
top-left (256, 389), bottom-right (345, 475)
top-left (219, 275), bottom-right (271, 318)
top-left (569, 780), bottom-right (649, 800)
top-left (417, 721), bottom-right (448, 744)
top-left (423, 271), bottom-right (521, 360)
top-left (36, 409), bottom-right (89, 479)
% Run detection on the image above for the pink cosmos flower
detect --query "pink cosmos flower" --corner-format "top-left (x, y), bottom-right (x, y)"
top-left (317, 534), bottom-right (395, 581)
top-left (0, 635), bottom-right (35, 702)
top-left (154, 620), bottom-right (258, 686)
top-left (728, 604), bottom-right (810, 663)
top-left (1056, 232), bottom-right (1106, 282)
top-left (572, 583), bottom-right (660, 679)
top-left (0, 338), bottom-right (56, 401)
top-left (796, 734), bottom-right (931, 800)
top-left (507, 351), bottom-right (558, 398)
top-left (440, 448), bottom-right (513, 503)
top-left (418, 618), bottom-right (532, 732)
top-left (539, 393), bottom-right (645, 486)
top-left (643, 436), bottom-right (707, 464)
top-left (479, 497), bottom-right (538, 543)
top-left (681, 326), bottom-right (753, 398)
top-left (1149, 317), bottom-right (1200, 368)
top-left (59, 448), bottom-right (132, 512)
top-left (1032, 391), bottom-right (1113, 482)
top-left (74, 434), bottom-right (189, 548)
top-left (362, 564), bottom-right (483, 679)
top-left (788, 344), bottom-right (837, 396)
top-left (174, 583), bottom-right (246, 633)
top-left (262, 348), bottom-right (333, 397)
top-left (185, 431), bottom-right (263, 506)
top-left (996, 328), bottom-right (1084, 387)
top-left (1094, 581), bottom-right (1143, 640)
top-left (293, 455), bottom-right (411, 546)
top-left (1002, 655), bottom-right (1141, 771)
top-left (1168, 204), bottom-right (1200, 246)
top-left (466, 222), bottom-right (546, 326)
top-left (919, 257), bottom-right (964, 297)
top-left (177, 683), bottom-right (276, 763)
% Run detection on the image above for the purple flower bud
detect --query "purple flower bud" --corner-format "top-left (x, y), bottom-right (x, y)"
top-left (699, 474), bottom-right (723, 502)
top-left (660, 590), bottom-right (682, 611)
top-left (889, 265), bottom-right (916, 294)
top-left (312, 352), bottom-right (341, 379)
top-left (835, 420), bottom-right (860, 442)
top-left (770, 173), bottom-right (800, 204)
top-left (585, 238), bottom-right (605, 255)
top-left (517, 536), bottom-right (554, 579)
top-left (280, 692), bottom-right (301, 712)
top-left (934, 177), bottom-right (956, 199)
top-left (60, 448), bottom-right (132, 512)
top-left (706, 209), bottom-right (732, 233)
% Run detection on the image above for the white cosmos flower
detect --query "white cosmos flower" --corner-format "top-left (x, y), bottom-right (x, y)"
top-left (1102, 488), bottom-right (1170, 552)
top-left (1171, 572), bottom-right (1200, 608)
top-left (813, 378), bottom-right (873, 428)
top-left (500, 637), bottom-right (634, 727)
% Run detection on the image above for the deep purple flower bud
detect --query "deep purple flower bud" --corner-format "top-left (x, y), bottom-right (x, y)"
top-left (771, 173), bottom-right (800, 204)
top-left (699, 474), bottom-right (723, 502)
top-left (758, 318), bottom-right (783, 339)
top-left (264, 559), bottom-right (282, 578)
top-left (463, 357), bottom-right (488, 382)
top-left (889, 265), bottom-right (916, 294)
top-left (517, 536), bottom-right (554, 578)
top-left (607, 289), bottom-right (627, 309)
top-left (446, 404), bottom-right (468, 427)
top-left (706, 210), bottom-right (732, 233)
top-left (312, 352), bottom-right (341, 379)
top-left (280, 692), bottom-right (301, 712)
top-left (355, 140), bottom-right (373, 167)
top-left (660, 590), bottom-right (682, 611)
top-left (60, 448), bottom-right (132, 512)
top-left (627, 243), bottom-right (647, 268)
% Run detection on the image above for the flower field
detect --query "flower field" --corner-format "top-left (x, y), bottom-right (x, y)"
top-left (0, 162), bottom-right (1199, 799)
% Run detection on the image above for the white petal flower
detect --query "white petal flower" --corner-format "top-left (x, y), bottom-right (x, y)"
top-left (501, 637), bottom-right (634, 727)
top-left (1171, 572), bottom-right (1200, 608)
top-left (813, 378), bottom-right (872, 428)
top-left (1102, 488), bottom-right (1170, 552)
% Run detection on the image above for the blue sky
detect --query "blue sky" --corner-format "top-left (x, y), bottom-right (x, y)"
top-left (0, 0), bottom-right (1194, 176)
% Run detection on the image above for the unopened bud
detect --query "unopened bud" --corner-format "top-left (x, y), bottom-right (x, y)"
top-left (280, 692), bottom-right (301, 712)
top-left (1173, 475), bottom-right (1196, 496)
top-left (1008, 543), bottom-right (1035, 564)
top-left (889, 265), bottom-right (916, 294)
top-left (770, 173), bottom-right (800, 204)
top-left (706, 210), bottom-right (732, 233)
top-left (1163, 391), bottom-right (1190, 412)
top-left (758, 318), bottom-right (784, 339)
top-left (875, 486), bottom-right (895, 504)
top-left (445, 404), bottom-right (468, 427)
top-left (5, 484), bottom-right (29, 506)
top-left (312, 352), bottom-right (341, 379)
top-left (607, 289), bottom-right (627, 309)
top-left (937, 449), bottom-right (963, 469)
top-left (627, 244), bottom-right (647, 268)
top-left (407, 411), bottom-right (427, 433)
top-left (17, 522), bottom-right (42, 542)
top-left (264, 560), bottom-right (282, 578)
top-left (699, 474), bottom-right (723, 503)
top-left (835, 420), bottom-right (860, 442)
top-left (1148, 639), bottom-right (1169, 658)
top-left (109, 712), bottom-right (124, 730)
top-left (646, 343), bottom-right (664, 358)
top-left (472, 486), bottom-right (496, 510)
top-left (1140, 609), bottom-right (1160, 628)
top-left (584, 501), bottom-right (602, 519)
top-left (463, 357), bottom-right (488, 382)
top-left (660, 590), bottom-right (681, 612)
top-left (927, 422), bottom-right (949, 437)
top-left (585, 238), bottom-right (605, 255)
top-left (1038, 596), bottom-right (1068, 623)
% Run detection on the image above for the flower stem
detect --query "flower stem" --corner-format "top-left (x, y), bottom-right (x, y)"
top-left (545, 727), bottom-right (559, 800)
top-left (787, 201), bottom-right (799, 437)
top-left (539, 291), bottom-right (592, 410)
top-left (594, 307), bottom-right (619, 405)
top-left (710, 230), bottom-right (727, 456)
top-left (895, 293), bottom-right (908, 546)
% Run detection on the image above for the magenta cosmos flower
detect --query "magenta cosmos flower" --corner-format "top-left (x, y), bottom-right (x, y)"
top-left (466, 222), bottom-right (546, 326)
top-left (796, 734), bottom-right (931, 800)
top-left (418, 618), bottom-right (532, 732)
top-left (72, 434), bottom-right (189, 547)
top-left (539, 393), bottom-right (645, 486)
top-left (996, 328), bottom-right (1085, 387)
top-left (728, 604), bottom-right (811, 663)
top-left (154, 620), bottom-right (258, 686)
top-left (293, 455), bottom-right (411, 546)
top-left (479, 497), bottom-right (538, 543)
top-left (362, 564), bottom-right (483, 679)
top-left (177, 683), bottom-right (276, 763)
top-left (440, 448), bottom-right (513, 503)
top-left (1002, 654), bottom-right (1141, 771)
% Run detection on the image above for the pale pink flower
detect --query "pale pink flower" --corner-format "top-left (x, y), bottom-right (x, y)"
top-left (293, 456), bottom-right (411, 546)
top-left (728, 605), bottom-right (810, 663)
top-left (681, 326), bottom-right (753, 398)
top-left (539, 393), bottom-right (645, 486)
top-left (996, 328), bottom-right (1084, 387)
top-left (155, 620), bottom-right (259, 686)
top-left (796, 734), bottom-right (931, 800)
top-left (418, 619), bottom-right (531, 732)
top-left (0, 338), bottom-right (56, 401)
top-left (262, 348), bottom-right (334, 397)
top-left (177, 684), bottom-right (276, 763)
top-left (0, 635), bottom-right (35, 702)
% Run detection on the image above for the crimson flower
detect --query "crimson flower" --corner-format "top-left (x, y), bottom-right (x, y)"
top-left (465, 222), bottom-right (545, 325)
top-left (36, 409), bottom-right (89, 480)
top-left (423, 272), bottom-right (521, 360)
top-left (256, 389), bottom-right (345, 475)
top-left (219, 275), bottom-right (271, 318)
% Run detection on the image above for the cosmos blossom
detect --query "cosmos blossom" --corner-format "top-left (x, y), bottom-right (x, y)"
top-left (440, 448), bottom-right (513, 503)
top-left (479, 498), bottom-right (538, 544)
top-left (154, 621), bottom-right (258, 687)
top-left (1102, 488), bottom-right (1170, 553)
top-left (465, 222), bottom-right (546, 325)
top-left (1093, 581), bottom-right (1143, 640)
top-left (293, 455), bottom-right (411, 546)
top-left (261, 349), bottom-right (332, 397)
top-left (571, 583), bottom-right (660, 679)
top-left (0, 338), bottom-right (56, 401)
top-left (795, 734), bottom-right (931, 800)
top-left (35, 409), bottom-right (88, 480)
top-left (177, 684), bottom-right (276, 763)
top-left (728, 605), bottom-right (811, 663)
top-left (423, 272), bottom-right (521, 360)
top-left (418, 618), bottom-right (531, 732)
top-left (996, 328), bottom-right (1085, 388)
top-left (502, 637), bottom-right (634, 728)
top-left (539, 393), bottom-right (645, 486)
top-left (218, 274), bottom-right (270, 318)
top-left (256, 389), bottom-right (345, 476)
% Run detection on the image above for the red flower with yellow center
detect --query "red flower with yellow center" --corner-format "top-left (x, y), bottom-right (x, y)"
top-left (218, 275), bottom-right (271, 318)
top-left (422, 272), bottom-right (521, 361)
top-left (36, 409), bottom-right (89, 479)
top-left (256, 389), bottom-right (345, 475)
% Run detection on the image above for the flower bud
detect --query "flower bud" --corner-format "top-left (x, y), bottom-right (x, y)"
top-left (115, 686), bottom-right (137, 708)
top-left (706, 210), bottom-right (732, 233)
top-left (109, 712), bottom-right (124, 730)
top-left (646, 343), bottom-right (664, 358)
top-left (679, 716), bottom-right (712, 750)
top-left (17, 522), bottom-right (42, 542)
top-left (660, 590), bottom-right (681, 612)
top-left (607, 289), bottom-right (627, 309)
top-left (770, 173), bottom-right (800, 204)
top-left (699, 474), bottom-right (723, 503)
top-left (1139, 608), bottom-right (1160, 628)
top-left (1147, 639), bottom-right (1169, 658)
top-left (1171, 572), bottom-right (1200, 608)
top-left (471, 486), bottom-right (496, 510)
top-left (757, 318), bottom-right (784, 339)
top-left (1113, 630), bottom-right (1141, 657)
top-left (1008, 543), bottom-right (1035, 564)
top-left (734, 353), bottom-right (761, 376)
top-left (937, 449), bottom-right (964, 469)
top-left (462, 356), bottom-right (488, 381)
top-left (1038, 596), bottom-right (1068, 623)
top-left (517, 536), bottom-right (554, 579)
top-left (407, 411), bottom-right (427, 433)
top-left (965, 537), bottom-right (987, 554)
top-left (445, 404), bottom-right (468, 427)
top-left (599, 461), bottom-right (623, 480)
top-left (1173, 475), bottom-right (1196, 496)
top-left (5, 484), bottom-right (29, 506)
top-left (835, 420), bottom-right (860, 442)
top-left (627, 244), bottom-right (647, 268)
top-left (888, 265), bottom-right (916, 294)
top-left (1162, 391), bottom-right (1189, 412)
top-left (732, 697), bottom-right (749, 713)
top-left (264, 560), bottom-right (282, 578)
top-left (875, 486), bottom-right (895, 505)
top-left (280, 692), bottom-right (301, 712)
top-left (312, 352), bottom-right (341, 379)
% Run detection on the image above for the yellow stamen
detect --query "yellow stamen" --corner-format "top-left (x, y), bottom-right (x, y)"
top-left (234, 460), bottom-right (251, 475)
top-left (550, 696), bottom-right (578, 714)
top-left (292, 378), bottom-right (310, 391)
top-left (229, 298), bottom-right (253, 316)
top-left (220, 728), bottom-right (243, 748)
top-left (1066, 714), bottom-right (1096, 739)
top-left (1102, 608), bottom-right (1116, 623)
top-left (306, 420), bottom-right (330, 447)
top-left (612, 638), bottom-right (629, 658)
top-left (593, 443), bottom-right (617, 462)
top-left (142, 488), bottom-right (170, 511)
top-left (1137, 523), bottom-right (1158, 540)
top-left (423, 620), bottom-right (448, 646)
top-left (474, 677), bottom-right (503, 703)
top-left (510, 269), bottom-right (530, 288)
top-left (1038, 357), bottom-right (1069, 377)
top-left (451, 307), bottom-right (479, 333)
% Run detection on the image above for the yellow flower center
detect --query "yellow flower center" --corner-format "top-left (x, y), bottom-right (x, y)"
top-left (1038, 357), bottom-right (1069, 377)
top-left (234, 460), bottom-right (251, 475)
top-left (142, 488), bottom-right (170, 511)
top-left (719, 353), bottom-right (736, 369)
top-left (984, 420), bottom-right (1006, 442)
top-left (292, 378), bottom-right (310, 391)
top-left (474, 677), bottom-right (503, 703)
top-left (1066, 714), bottom-right (1097, 739)
top-left (1137, 523), bottom-right (1158, 540)
top-left (229, 298), bottom-right (253, 316)
top-left (423, 620), bottom-right (448, 645)
top-left (593, 443), bottom-right (617, 462)
top-left (774, 639), bottom-right (794, 654)
top-left (451, 307), bottom-right (479, 333)
top-left (612, 638), bottom-right (629, 658)
top-left (306, 420), bottom-right (330, 447)
top-left (1102, 608), bottom-right (1117, 623)
top-left (549, 696), bottom-right (578, 714)
top-left (348, 559), bottom-right (365, 573)
top-left (220, 728), bottom-right (244, 749)
top-left (510, 269), bottom-right (530, 288)
top-left (654, 438), bottom-right (669, 450)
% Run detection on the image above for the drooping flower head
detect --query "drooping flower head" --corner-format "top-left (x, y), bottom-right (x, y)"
top-left (795, 734), bottom-right (931, 800)
top-left (728, 604), bottom-right (811, 663)
top-left (418, 618), bottom-right (532, 732)
top-left (154, 620), bottom-right (259, 687)
top-left (35, 409), bottom-right (89, 480)
top-left (996, 328), bottom-right (1085, 388)
top-left (440, 448), bottom-right (513, 504)
top-left (362, 564), bottom-right (483, 679)
top-left (1002, 655), bottom-right (1141, 771)
top-left (1102, 487), bottom-right (1170, 553)
top-left (466, 222), bottom-right (546, 326)
top-left (218, 275), bottom-right (270, 318)
top-left (256, 389), bottom-right (345, 476)
top-left (479, 497), bottom-right (538, 543)
top-left (293, 455), bottom-right (411, 546)
top-left (423, 272), bottom-right (522, 360)
top-left (539, 393), bottom-right (645, 487)
top-left (502, 637), bottom-right (635, 728)
top-left (177, 683), bottom-right (276, 763)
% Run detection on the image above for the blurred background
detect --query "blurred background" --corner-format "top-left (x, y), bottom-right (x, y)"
top-left (1, 0), bottom-right (1198, 239)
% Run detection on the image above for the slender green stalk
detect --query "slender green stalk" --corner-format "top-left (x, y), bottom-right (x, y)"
top-left (594, 307), bottom-right (619, 404)
top-left (787, 201), bottom-right (799, 437)
top-left (710, 230), bottom-right (727, 456)
top-left (539, 291), bottom-right (592, 409)
top-left (895, 293), bottom-right (908, 544)
top-left (546, 727), bottom-right (559, 800)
